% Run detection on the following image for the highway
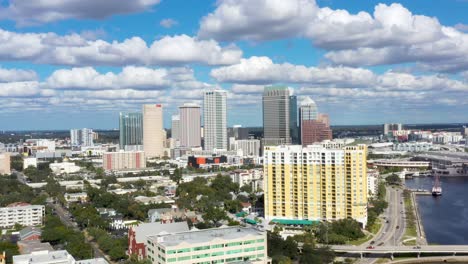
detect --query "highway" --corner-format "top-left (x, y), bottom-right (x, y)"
top-left (355, 186), bottom-right (407, 264)
top-left (332, 245), bottom-right (468, 254)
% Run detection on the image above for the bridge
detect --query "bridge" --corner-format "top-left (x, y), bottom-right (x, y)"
top-left (332, 245), bottom-right (468, 259)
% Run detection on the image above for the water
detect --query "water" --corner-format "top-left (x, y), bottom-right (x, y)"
top-left (405, 177), bottom-right (468, 245)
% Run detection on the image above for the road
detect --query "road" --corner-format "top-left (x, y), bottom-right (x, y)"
top-left (332, 245), bottom-right (468, 254)
top-left (356, 186), bottom-right (407, 264)
top-left (48, 201), bottom-right (106, 260)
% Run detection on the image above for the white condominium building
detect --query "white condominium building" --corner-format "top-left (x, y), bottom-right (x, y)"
top-left (0, 203), bottom-right (45, 228)
top-left (0, 153), bottom-right (10, 175)
top-left (179, 103), bottom-right (201, 148)
top-left (204, 90), bottom-right (228, 151)
top-left (233, 139), bottom-right (261, 157)
top-left (70, 129), bottom-right (94, 147)
top-left (146, 226), bottom-right (268, 264)
top-left (264, 143), bottom-right (368, 227)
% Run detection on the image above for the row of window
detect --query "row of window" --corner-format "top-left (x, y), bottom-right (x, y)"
top-left (167, 248), bottom-right (265, 263)
top-left (157, 239), bottom-right (265, 255)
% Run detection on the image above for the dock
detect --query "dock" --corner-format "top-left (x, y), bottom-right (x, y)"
top-left (409, 189), bottom-right (428, 245)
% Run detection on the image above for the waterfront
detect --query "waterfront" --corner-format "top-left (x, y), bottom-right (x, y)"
top-left (405, 176), bottom-right (468, 245)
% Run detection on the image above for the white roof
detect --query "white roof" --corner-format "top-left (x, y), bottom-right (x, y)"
top-left (134, 222), bottom-right (189, 244)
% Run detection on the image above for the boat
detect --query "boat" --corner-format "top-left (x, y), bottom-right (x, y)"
top-left (432, 173), bottom-right (442, 196)
top-left (431, 186), bottom-right (442, 196)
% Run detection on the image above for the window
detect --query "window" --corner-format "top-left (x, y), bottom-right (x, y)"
top-left (167, 258), bottom-right (176, 263)
top-left (226, 242), bottom-right (242, 247)
top-left (176, 248), bottom-right (191, 253)
top-left (211, 244), bottom-right (224, 249)
top-left (227, 249), bottom-right (242, 254)
top-left (193, 245), bottom-right (210, 251)
top-left (244, 247), bottom-right (256, 252)
top-left (192, 253), bottom-right (210, 259)
top-left (177, 256), bottom-right (190, 261)
top-left (211, 251), bottom-right (224, 257)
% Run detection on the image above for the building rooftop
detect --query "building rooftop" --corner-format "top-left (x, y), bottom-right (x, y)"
top-left (149, 226), bottom-right (265, 247)
top-left (17, 241), bottom-right (54, 254)
top-left (76, 258), bottom-right (108, 264)
top-left (133, 222), bottom-right (189, 244)
top-left (13, 250), bottom-right (72, 264)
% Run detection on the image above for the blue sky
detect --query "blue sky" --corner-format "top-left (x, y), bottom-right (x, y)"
top-left (0, 0), bottom-right (466, 130)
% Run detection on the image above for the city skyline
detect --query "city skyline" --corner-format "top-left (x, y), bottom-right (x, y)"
top-left (0, 0), bottom-right (467, 130)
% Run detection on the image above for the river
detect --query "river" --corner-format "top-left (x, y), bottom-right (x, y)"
top-left (405, 176), bottom-right (468, 245)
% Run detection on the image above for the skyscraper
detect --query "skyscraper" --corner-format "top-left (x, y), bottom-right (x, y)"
top-left (171, 115), bottom-right (180, 141)
top-left (143, 104), bottom-right (164, 158)
top-left (299, 97), bottom-right (332, 146)
top-left (264, 143), bottom-right (368, 227)
top-left (204, 89), bottom-right (227, 151)
top-left (179, 103), bottom-right (201, 148)
top-left (289, 95), bottom-right (299, 144)
top-left (119, 112), bottom-right (143, 149)
top-left (263, 86), bottom-right (290, 146)
top-left (70, 128), bottom-right (94, 147)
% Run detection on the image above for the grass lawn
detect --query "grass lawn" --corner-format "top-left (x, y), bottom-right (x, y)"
top-left (349, 234), bottom-right (373, 246)
top-left (403, 239), bottom-right (417, 246)
top-left (368, 218), bottom-right (382, 235)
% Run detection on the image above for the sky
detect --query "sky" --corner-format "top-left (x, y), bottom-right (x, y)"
top-left (0, 0), bottom-right (466, 130)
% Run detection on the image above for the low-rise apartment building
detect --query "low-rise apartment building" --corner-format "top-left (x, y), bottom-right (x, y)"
top-left (146, 226), bottom-right (268, 264)
top-left (0, 203), bottom-right (45, 228)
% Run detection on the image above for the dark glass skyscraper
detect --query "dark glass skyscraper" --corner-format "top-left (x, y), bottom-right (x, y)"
top-left (119, 112), bottom-right (143, 149)
top-left (262, 86), bottom-right (291, 145)
top-left (289, 95), bottom-right (299, 144)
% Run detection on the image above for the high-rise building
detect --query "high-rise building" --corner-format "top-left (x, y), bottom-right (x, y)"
top-left (143, 104), bottom-right (164, 158)
top-left (179, 103), bottom-right (201, 148)
top-left (233, 139), bottom-right (261, 157)
top-left (119, 112), bottom-right (143, 149)
top-left (383, 123), bottom-right (402, 135)
top-left (263, 86), bottom-right (290, 146)
top-left (289, 95), bottom-right (299, 144)
top-left (171, 115), bottom-right (180, 141)
top-left (264, 143), bottom-right (368, 227)
top-left (204, 90), bottom-right (228, 151)
top-left (299, 97), bottom-right (332, 145)
top-left (70, 128), bottom-right (94, 147)
top-left (0, 153), bottom-right (10, 175)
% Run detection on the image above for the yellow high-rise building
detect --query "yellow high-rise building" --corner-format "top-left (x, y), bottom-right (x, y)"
top-left (264, 141), bottom-right (368, 227)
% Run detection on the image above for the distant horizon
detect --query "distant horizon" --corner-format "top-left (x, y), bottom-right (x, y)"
top-left (1, 122), bottom-right (467, 132)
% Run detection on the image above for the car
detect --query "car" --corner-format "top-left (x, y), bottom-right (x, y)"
top-left (370, 241), bottom-right (375, 245)
top-left (396, 225), bottom-right (400, 229)
top-left (413, 246), bottom-right (421, 249)
top-left (378, 242), bottom-right (384, 246)
top-left (366, 246), bottom-right (375, 249)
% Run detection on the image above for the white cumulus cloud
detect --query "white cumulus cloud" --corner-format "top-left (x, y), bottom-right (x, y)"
top-left (0, 29), bottom-right (243, 67)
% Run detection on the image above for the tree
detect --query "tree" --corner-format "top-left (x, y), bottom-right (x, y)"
top-left (202, 207), bottom-right (228, 226)
top-left (386, 174), bottom-right (402, 185)
top-left (0, 242), bottom-right (19, 263)
top-left (240, 184), bottom-right (253, 194)
top-left (10, 155), bottom-right (23, 171)
top-left (169, 168), bottom-right (183, 184)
